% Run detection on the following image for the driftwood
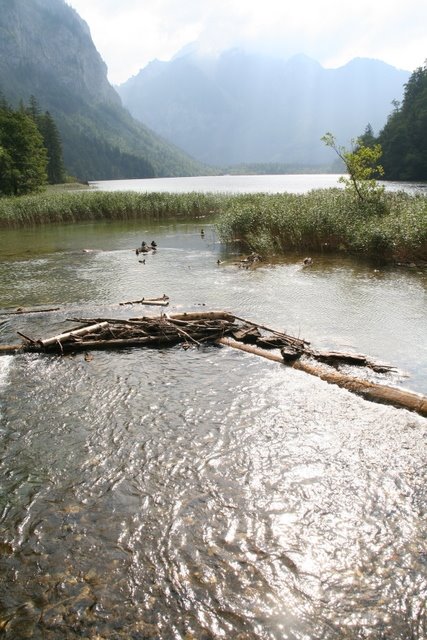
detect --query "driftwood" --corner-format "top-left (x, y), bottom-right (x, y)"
top-left (17, 331), bottom-right (38, 344)
top-left (231, 315), bottom-right (392, 373)
top-left (10, 313), bottom-right (238, 354)
top-left (1, 295), bottom-right (170, 317)
top-left (2, 306), bottom-right (61, 315)
top-left (119, 295), bottom-right (169, 307)
top-left (38, 322), bottom-right (109, 348)
top-left (232, 314), bottom-right (309, 351)
top-left (1, 308), bottom-right (426, 416)
top-left (306, 349), bottom-right (394, 373)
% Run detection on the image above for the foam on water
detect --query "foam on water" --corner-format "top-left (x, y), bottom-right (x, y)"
top-left (0, 355), bottom-right (12, 389)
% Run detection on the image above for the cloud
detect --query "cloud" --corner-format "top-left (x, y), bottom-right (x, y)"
top-left (67, 0), bottom-right (426, 83)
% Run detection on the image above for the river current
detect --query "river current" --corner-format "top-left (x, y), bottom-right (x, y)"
top-left (0, 177), bottom-right (426, 639)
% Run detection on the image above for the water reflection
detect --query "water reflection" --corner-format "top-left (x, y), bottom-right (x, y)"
top-left (0, 221), bottom-right (426, 638)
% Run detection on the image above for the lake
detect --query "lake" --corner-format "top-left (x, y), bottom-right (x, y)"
top-left (89, 173), bottom-right (427, 195)
top-left (0, 176), bottom-right (426, 639)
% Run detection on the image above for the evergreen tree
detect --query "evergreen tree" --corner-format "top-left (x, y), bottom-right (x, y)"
top-left (358, 124), bottom-right (376, 148)
top-left (0, 105), bottom-right (48, 195)
top-left (25, 96), bottom-right (66, 184)
top-left (27, 94), bottom-right (41, 120)
top-left (37, 111), bottom-right (66, 183)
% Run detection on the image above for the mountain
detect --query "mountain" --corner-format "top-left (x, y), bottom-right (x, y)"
top-left (0, 0), bottom-right (206, 180)
top-left (117, 49), bottom-right (410, 167)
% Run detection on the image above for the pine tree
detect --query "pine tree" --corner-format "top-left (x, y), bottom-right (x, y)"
top-left (0, 104), bottom-right (48, 195)
top-left (38, 111), bottom-right (66, 183)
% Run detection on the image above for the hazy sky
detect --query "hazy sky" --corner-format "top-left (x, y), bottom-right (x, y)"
top-left (67, 0), bottom-right (426, 85)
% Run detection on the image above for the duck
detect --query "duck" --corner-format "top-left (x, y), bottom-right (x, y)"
top-left (151, 240), bottom-right (157, 249)
top-left (137, 242), bottom-right (151, 254)
top-left (303, 257), bottom-right (313, 266)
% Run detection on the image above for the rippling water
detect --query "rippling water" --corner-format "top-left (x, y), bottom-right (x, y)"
top-left (0, 220), bottom-right (426, 638)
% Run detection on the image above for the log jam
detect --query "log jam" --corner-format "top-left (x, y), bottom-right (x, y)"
top-left (1, 309), bottom-right (426, 417)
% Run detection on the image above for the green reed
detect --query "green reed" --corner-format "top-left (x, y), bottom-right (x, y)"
top-left (0, 188), bottom-right (425, 263)
top-left (0, 190), bottom-right (229, 227)
top-left (216, 189), bottom-right (427, 263)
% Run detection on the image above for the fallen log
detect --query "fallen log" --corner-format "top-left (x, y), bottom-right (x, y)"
top-left (217, 337), bottom-right (427, 418)
top-left (0, 344), bottom-right (25, 354)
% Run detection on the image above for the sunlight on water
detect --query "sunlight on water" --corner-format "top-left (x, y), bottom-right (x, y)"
top-left (0, 356), bottom-right (12, 387)
top-left (89, 174), bottom-right (427, 195)
top-left (0, 218), bottom-right (426, 638)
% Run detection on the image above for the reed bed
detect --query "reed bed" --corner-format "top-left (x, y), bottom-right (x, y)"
top-left (0, 190), bottom-right (228, 227)
top-left (0, 188), bottom-right (426, 263)
top-left (216, 189), bottom-right (427, 263)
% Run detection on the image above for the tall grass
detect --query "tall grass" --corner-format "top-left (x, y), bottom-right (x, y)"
top-left (216, 189), bottom-right (427, 263)
top-left (0, 190), bottom-right (229, 227)
top-left (1, 188), bottom-right (426, 263)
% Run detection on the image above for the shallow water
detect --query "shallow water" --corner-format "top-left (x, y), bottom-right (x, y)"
top-left (0, 220), bottom-right (426, 639)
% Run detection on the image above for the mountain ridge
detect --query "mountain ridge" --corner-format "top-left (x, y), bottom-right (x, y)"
top-left (117, 48), bottom-right (410, 166)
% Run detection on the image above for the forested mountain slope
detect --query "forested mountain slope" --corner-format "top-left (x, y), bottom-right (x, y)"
top-left (0, 0), bottom-right (206, 180)
top-left (378, 63), bottom-right (427, 180)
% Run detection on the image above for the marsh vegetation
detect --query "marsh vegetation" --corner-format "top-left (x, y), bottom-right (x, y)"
top-left (0, 188), bottom-right (425, 264)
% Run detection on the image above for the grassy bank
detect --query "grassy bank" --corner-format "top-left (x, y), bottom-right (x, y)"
top-left (0, 188), bottom-right (426, 263)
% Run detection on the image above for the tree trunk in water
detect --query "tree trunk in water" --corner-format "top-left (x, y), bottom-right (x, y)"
top-left (217, 337), bottom-right (427, 417)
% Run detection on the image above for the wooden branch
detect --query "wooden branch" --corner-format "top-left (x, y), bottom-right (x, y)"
top-left (119, 298), bottom-right (169, 307)
top-left (38, 322), bottom-right (109, 347)
top-left (162, 311), bottom-right (235, 322)
top-left (3, 307), bottom-right (60, 315)
top-left (0, 344), bottom-right (26, 354)
top-left (17, 331), bottom-right (37, 344)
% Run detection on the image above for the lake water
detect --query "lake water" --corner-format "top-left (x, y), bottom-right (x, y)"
top-left (0, 177), bottom-right (426, 639)
top-left (89, 173), bottom-right (427, 195)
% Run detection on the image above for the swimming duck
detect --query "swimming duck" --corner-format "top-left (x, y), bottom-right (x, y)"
top-left (138, 242), bottom-right (151, 253)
